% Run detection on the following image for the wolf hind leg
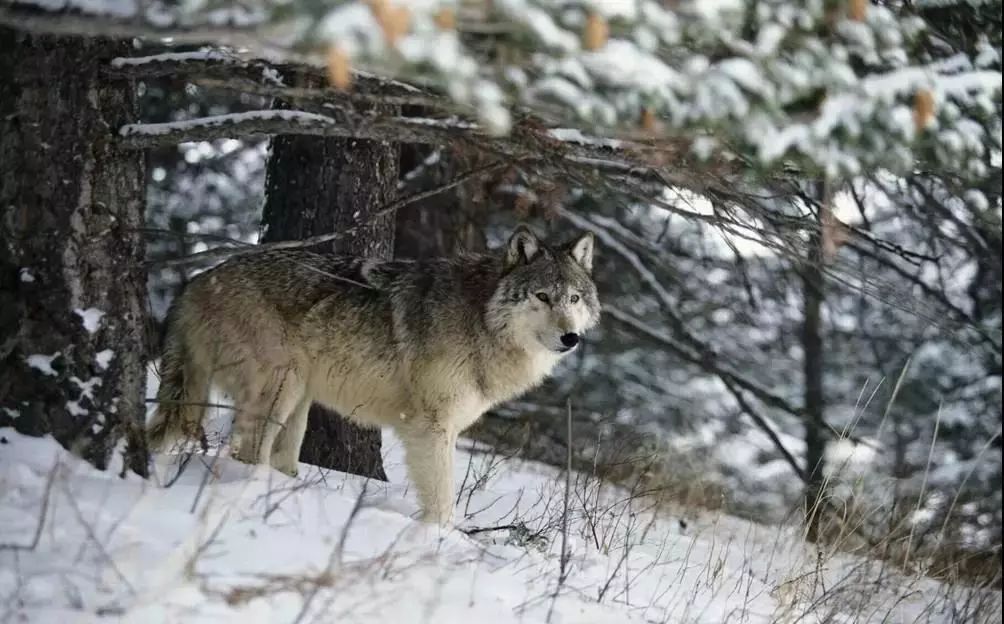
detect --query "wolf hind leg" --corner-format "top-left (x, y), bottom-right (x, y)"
top-left (270, 395), bottom-right (311, 477)
top-left (398, 420), bottom-right (458, 526)
top-left (232, 366), bottom-right (304, 468)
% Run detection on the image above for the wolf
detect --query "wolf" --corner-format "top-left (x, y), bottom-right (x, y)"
top-left (147, 225), bottom-right (600, 524)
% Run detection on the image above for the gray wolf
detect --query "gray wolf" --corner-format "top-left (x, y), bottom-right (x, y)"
top-left (147, 225), bottom-right (600, 524)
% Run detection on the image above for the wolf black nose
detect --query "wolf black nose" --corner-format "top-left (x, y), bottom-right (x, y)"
top-left (560, 332), bottom-right (580, 348)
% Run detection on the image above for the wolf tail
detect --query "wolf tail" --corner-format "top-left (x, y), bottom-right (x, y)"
top-left (147, 311), bottom-right (206, 452)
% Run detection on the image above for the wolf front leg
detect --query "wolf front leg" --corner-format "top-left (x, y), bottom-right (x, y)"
top-left (232, 366), bottom-right (305, 468)
top-left (399, 422), bottom-right (458, 525)
top-left (269, 395), bottom-right (311, 477)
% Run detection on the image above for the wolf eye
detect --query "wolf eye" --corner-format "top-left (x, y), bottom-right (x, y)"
top-left (570, 294), bottom-right (580, 304)
top-left (535, 292), bottom-right (550, 304)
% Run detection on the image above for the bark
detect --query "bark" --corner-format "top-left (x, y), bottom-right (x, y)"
top-left (803, 204), bottom-right (827, 543)
top-left (0, 28), bottom-right (149, 476)
top-left (259, 77), bottom-right (398, 481)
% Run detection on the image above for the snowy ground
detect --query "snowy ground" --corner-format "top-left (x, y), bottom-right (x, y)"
top-left (2, 423), bottom-right (999, 624)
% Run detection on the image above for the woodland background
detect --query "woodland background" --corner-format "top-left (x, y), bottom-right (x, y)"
top-left (1, 0), bottom-right (1000, 592)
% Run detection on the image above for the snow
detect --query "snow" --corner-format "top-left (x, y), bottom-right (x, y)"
top-left (401, 116), bottom-right (477, 130)
top-left (95, 350), bottom-right (115, 371)
top-left (19, 268), bottom-right (36, 283)
top-left (70, 376), bottom-right (103, 400)
top-left (109, 51), bottom-right (233, 68)
top-left (65, 400), bottom-right (89, 416)
top-left (548, 128), bottom-right (623, 149)
top-left (120, 110), bottom-right (337, 138)
top-left (75, 307), bottom-right (106, 334)
top-left (25, 353), bottom-right (60, 377)
top-left (1, 424), bottom-right (994, 623)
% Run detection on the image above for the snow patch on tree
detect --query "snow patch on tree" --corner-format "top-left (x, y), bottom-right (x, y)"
top-left (74, 308), bottom-right (105, 334)
top-left (25, 353), bottom-right (60, 377)
top-left (94, 349), bottom-right (115, 371)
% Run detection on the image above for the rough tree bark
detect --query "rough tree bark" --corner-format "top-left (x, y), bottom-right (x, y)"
top-left (259, 80), bottom-right (398, 480)
top-left (0, 28), bottom-right (149, 476)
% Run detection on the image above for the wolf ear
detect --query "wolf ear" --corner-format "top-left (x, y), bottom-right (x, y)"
top-left (568, 232), bottom-right (594, 273)
top-left (504, 225), bottom-right (542, 270)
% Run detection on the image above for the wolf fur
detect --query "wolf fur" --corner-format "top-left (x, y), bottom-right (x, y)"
top-left (147, 225), bottom-right (600, 524)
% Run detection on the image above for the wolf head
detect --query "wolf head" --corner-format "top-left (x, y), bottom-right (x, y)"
top-left (488, 225), bottom-right (601, 355)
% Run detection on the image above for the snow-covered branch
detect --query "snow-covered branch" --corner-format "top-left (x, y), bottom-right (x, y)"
top-left (6, 0), bottom-right (1000, 181)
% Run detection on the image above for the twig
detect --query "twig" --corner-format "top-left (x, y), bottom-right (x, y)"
top-left (0, 460), bottom-right (58, 551)
top-left (546, 398), bottom-right (575, 623)
top-left (58, 478), bottom-right (135, 594)
top-left (461, 523), bottom-right (524, 536)
top-left (290, 480), bottom-right (369, 624)
top-left (189, 441), bottom-right (224, 514)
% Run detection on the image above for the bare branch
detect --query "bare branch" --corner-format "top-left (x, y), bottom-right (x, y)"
top-left (153, 159), bottom-right (509, 268)
top-left (603, 304), bottom-right (807, 482)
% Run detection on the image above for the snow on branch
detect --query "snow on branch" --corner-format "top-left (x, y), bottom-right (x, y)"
top-left (108, 50), bottom-right (235, 67)
top-left (117, 109), bottom-right (487, 150)
top-left (119, 110), bottom-right (342, 146)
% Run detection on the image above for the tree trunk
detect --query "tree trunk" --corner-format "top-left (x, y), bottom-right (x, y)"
top-left (802, 194), bottom-right (828, 543)
top-left (0, 28), bottom-right (149, 476)
top-left (259, 82), bottom-right (398, 480)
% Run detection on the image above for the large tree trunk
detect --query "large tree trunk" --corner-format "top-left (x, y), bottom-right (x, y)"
top-left (0, 28), bottom-right (149, 476)
top-left (260, 83), bottom-right (398, 480)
